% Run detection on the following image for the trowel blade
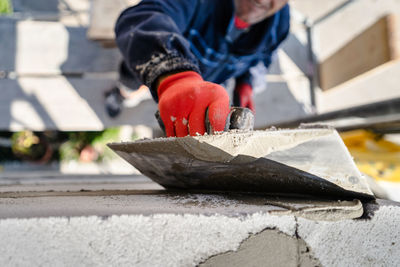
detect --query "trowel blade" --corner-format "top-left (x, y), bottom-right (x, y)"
top-left (108, 128), bottom-right (374, 199)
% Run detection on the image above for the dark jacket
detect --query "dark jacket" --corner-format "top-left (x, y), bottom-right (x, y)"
top-left (115, 0), bottom-right (290, 101)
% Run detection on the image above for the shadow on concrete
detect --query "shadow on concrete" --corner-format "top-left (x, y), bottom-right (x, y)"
top-left (60, 26), bottom-right (158, 129)
top-left (66, 78), bottom-right (159, 128)
top-left (12, 0), bottom-right (60, 20)
top-left (254, 82), bottom-right (307, 127)
top-left (281, 33), bottom-right (310, 75)
top-left (60, 27), bottom-right (121, 74)
top-left (0, 18), bottom-right (58, 131)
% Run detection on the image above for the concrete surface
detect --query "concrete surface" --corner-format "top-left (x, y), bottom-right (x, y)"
top-left (0, 76), bottom-right (310, 131)
top-left (0, 76), bottom-right (159, 131)
top-left (0, 172), bottom-right (398, 266)
top-left (0, 173), bottom-right (161, 193)
top-left (0, 18), bottom-right (121, 74)
top-left (88, 0), bottom-right (140, 42)
top-left (0, 189), bottom-right (364, 221)
top-left (0, 186), bottom-right (398, 266)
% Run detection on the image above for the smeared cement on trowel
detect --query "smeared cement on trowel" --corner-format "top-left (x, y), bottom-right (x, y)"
top-left (108, 128), bottom-right (374, 199)
top-left (177, 129), bottom-right (331, 163)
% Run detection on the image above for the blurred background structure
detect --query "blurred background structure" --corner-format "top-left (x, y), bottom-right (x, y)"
top-left (0, 0), bottom-right (400, 200)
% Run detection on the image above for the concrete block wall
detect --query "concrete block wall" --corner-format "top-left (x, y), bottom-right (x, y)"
top-left (0, 185), bottom-right (399, 266)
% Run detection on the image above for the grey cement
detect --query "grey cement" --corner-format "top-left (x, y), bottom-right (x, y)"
top-left (0, 191), bottom-right (362, 221)
top-left (0, 200), bottom-right (399, 266)
top-left (0, 174), bottom-right (163, 193)
top-left (200, 229), bottom-right (320, 267)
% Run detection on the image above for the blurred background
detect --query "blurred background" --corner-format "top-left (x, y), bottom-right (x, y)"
top-left (0, 0), bottom-right (399, 200)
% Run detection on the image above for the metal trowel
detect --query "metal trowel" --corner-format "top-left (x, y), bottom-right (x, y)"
top-left (108, 108), bottom-right (374, 199)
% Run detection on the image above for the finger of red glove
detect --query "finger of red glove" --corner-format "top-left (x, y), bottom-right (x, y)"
top-left (207, 98), bottom-right (230, 132)
top-left (241, 93), bottom-right (255, 113)
top-left (237, 83), bottom-right (255, 113)
top-left (207, 84), bottom-right (230, 133)
top-left (175, 117), bottom-right (189, 137)
top-left (160, 111), bottom-right (176, 137)
top-left (188, 103), bottom-right (207, 136)
top-left (247, 98), bottom-right (255, 113)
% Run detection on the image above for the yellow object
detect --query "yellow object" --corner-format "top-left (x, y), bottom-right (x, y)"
top-left (0, 0), bottom-right (12, 14)
top-left (341, 130), bottom-right (400, 182)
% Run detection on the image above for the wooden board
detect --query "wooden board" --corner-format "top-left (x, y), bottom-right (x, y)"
top-left (318, 14), bottom-right (400, 91)
top-left (318, 59), bottom-right (400, 113)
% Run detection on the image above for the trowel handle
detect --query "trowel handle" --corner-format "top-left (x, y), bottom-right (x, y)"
top-left (206, 107), bottom-right (254, 134)
top-left (155, 107), bottom-right (255, 136)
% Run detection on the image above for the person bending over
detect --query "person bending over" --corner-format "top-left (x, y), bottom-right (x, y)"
top-left (115, 0), bottom-right (290, 137)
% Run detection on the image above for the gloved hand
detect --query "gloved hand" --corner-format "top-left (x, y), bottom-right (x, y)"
top-left (157, 71), bottom-right (230, 137)
top-left (233, 83), bottom-right (255, 113)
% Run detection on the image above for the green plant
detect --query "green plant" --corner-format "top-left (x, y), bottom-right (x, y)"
top-left (11, 131), bottom-right (50, 162)
top-left (0, 0), bottom-right (12, 14)
top-left (59, 128), bottom-right (123, 163)
top-left (59, 132), bottom-right (98, 162)
top-left (91, 127), bottom-right (121, 161)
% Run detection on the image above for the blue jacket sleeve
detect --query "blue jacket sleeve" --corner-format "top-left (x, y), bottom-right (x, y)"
top-left (115, 0), bottom-right (201, 100)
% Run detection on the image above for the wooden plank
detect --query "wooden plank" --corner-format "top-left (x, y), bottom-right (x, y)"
top-left (313, 0), bottom-right (400, 62)
top-left (87, 0), bottom-right (140, 43)
top-left (0, 77), bottom-right (158, 131)
top-left (319, 14), bottom-right (400, 91)
top-left (317, 59), bottom-right (400, 113)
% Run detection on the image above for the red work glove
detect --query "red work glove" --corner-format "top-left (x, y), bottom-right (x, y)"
top-left (234, 83), bottom-right (255, 113)
top-left (158, 71), bottom-right (230, 137)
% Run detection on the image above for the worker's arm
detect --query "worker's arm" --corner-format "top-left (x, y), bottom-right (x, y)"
top-left (115, 0), bottom-right (201, 101)
top-left (115, 0), bottom-right (230, 137)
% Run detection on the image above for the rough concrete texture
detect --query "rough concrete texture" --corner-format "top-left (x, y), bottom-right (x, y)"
top-left (0, 200), bottom-right (399, 267)
top-left (298, 203), bottom-right (400, 266)
top-left (0, 212), bottom-right (295, 267)
top-left (109, 128), bottom-right (373, 198)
